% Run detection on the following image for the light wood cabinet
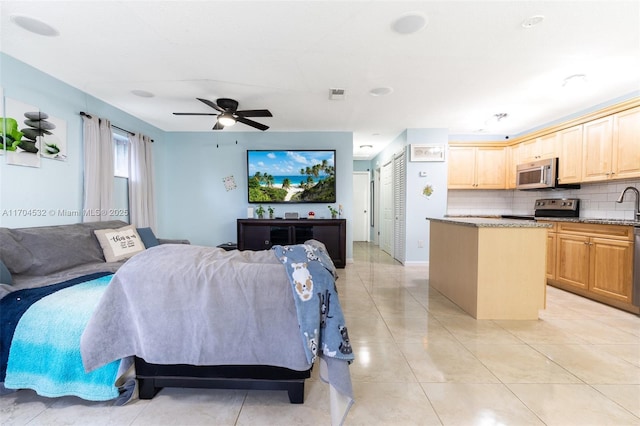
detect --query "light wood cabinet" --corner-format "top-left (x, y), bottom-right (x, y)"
top-left (589, 237), bottom-right (634, 304)
top-left (612, 106), bottom-right (640, 180)
top-left (582, 106), bottom-right (640, 182)
top-left (557, 125), bottom-right (583, 184)
top-left (550, 221), bottom-right (635, 312)
top-left (540, 221), bottom-right (557, 280)
top-left (555, 233), bottom-right (590, 290)
top-left (519, 134), bottom-right (557, 163)
top-left (448, 146), bottom-right (505, 189)
top-left (505, 145), bottom-right (518, 189)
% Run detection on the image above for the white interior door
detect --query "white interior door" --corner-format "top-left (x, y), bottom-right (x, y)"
top-left (352, 172), bottom-right (370, 241)
top-left (380, 161), bottom-right (393, 256)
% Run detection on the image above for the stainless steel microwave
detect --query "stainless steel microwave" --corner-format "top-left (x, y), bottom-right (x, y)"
top-left (516, 158), bottom-right (579, 190)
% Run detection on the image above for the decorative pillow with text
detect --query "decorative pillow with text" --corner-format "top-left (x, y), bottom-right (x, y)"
top-left (94, 225), bottom-right (146, 263)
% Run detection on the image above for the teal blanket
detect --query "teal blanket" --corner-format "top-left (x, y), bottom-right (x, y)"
top-left (4, 275), bottom-right (121, 400)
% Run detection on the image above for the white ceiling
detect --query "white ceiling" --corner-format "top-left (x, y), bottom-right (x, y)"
top-left (1, 1), bottom-right (639, 159)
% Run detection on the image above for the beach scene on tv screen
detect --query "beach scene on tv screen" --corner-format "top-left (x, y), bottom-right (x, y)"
top-left (247, 150), bottom-right (336, 203)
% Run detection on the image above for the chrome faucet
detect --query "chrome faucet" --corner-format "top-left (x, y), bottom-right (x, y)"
top-left (616, 186), bottom-right (640, 221)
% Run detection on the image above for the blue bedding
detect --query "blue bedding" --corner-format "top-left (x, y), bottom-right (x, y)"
top-left (0, 272), bottom-right (112, 381)
top-left (0, 273), bottom-right (122, 400)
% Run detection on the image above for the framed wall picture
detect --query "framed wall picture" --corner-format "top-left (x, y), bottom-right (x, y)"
top-left (410, 144), bottom-right (445, 162)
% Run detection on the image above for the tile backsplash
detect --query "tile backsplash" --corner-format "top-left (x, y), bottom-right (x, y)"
top-left (447, 179), bottom-right (640, 220)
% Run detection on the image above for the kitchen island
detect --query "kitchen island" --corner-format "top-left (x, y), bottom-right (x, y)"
top-left (427, 217), bottom-right (552, 320)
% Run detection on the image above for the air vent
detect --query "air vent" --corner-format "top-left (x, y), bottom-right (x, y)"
top-left (329, 88), bottom-right (346, 100)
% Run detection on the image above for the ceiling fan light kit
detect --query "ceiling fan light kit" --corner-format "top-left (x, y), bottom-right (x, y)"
top-left (173, 98), bottom-right (272, 131)
top-left (218, 112), bottom-right (236, 127)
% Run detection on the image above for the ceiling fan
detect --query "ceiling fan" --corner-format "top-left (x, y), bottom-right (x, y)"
top-left (173, 98), bottom-right (272, 131)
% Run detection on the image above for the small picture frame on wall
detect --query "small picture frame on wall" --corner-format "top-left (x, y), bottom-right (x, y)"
top-left (410, 144), bottom-right (445, 162)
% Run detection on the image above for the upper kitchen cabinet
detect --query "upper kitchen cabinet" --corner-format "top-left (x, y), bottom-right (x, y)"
top-left (505, 145), bottom-right (518, 189)
top-left (612, 106), bottom-right (640, 180)
top-left (557, 125), bottom-right (583, 184)
top-left (518, 133), bottom-right (557, 163)
top-left (582, 106), bottom-right (640, 182)
top-left (448, 146), bottom-right (506, 189)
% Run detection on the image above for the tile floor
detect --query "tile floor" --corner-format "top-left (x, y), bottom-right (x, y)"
top-left (2, 242), bottom-right (639, 425)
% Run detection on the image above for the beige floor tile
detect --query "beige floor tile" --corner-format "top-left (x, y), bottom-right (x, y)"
top-left (236, 380), bottom-right (331, 425)
top-left (463, 343), bottom-right (582, 384)
top-left (399, 340), bottom-right (500, 383)
top-left (532, 343), bottom-right (640, 384)
top-left (592, 384), bottom-right (640, 418)
top-left (493, 319), bottom-right (590, 345)
top-left (508, 383), bottom-right (640, 425)
top-left (422, 383), bottom-right (545, 425)
top-left (348, 341), bottom-right (417, 383)
top-left (130, 387), bottom-right (245, 425)
top-left (548, 318), bottom-right (639, 344)
top-left (343, 312), bottom-right (395, 343)
top-left (346, 381), bottom-right (441, 425)
top-left (437, 314), bottom-right (524, 345)
top-left (0, 390), bottom-right (53, 426)
top-left (383, 313), bottom-right (456, 344)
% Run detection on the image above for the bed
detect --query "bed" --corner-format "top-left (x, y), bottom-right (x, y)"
top-left (1, 241), bottom-right (354, 422)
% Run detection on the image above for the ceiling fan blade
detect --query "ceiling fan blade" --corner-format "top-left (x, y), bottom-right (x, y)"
top-left (173, 112), bottom-right (218, 116)
top-left (197, 97), bottom-right (225, 113)
top-left (236, 109), bottom-right (273, 118)
top-left (212, 121), bottom-right (225, 130)
top-left (236, 116), bottom-right (269, 131)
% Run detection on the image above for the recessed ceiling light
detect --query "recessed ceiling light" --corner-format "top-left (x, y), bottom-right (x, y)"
top-left (391, 12), bottom-right (428, 35)
top-left (360, 144), bottom-right (373, 149)
top-left (131, 90), bottom-right (155, 98)
top-left (369, 87), bottom-right (393, 97)
top-left (10, 14), bottom-right (59, 36)
top-left (521, 15), bottom-right (545, 28)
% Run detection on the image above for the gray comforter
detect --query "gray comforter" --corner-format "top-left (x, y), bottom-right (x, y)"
top-left (81, 244), bottom-right (310, 372)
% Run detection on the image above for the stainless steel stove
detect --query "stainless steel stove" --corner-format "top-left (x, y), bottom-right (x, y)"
top-left (502, 198), bottom-right (580, 220)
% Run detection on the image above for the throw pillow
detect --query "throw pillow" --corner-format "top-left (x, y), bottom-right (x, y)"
top-left (136, 227), bottom-right (160, 248)
top-left (94, 225), bottom-right (146, 263)
top-left (0, 259), bottom-right (12, 285)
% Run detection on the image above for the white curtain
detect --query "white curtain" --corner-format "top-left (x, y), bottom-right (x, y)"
top-left (128, 133), bottom-right (156, 230)
top-left (82, 115), bottom-right (114, 222)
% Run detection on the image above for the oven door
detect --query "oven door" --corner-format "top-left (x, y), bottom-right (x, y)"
top-left (516, 159), bottom-right (556, 190)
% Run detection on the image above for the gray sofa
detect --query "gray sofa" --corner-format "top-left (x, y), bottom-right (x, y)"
top-left (0, 220), bottom-right (187, 297)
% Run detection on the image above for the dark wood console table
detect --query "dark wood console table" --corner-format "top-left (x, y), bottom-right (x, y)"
top-left (237, 218), bottom-right (346, 268)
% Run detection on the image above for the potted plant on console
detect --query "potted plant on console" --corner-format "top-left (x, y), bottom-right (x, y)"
top-left (256, 205), bottom-right (265, 219)
top-left (268, 206), bottom-right (275, 219)
top-left (328, 205), bottom-right (338, 219)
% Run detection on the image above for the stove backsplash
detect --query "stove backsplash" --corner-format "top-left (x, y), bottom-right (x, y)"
top-left (447, 179), bottom-right (640, 220)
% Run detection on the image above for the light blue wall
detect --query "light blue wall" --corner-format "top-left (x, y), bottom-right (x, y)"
top-left (0, 53), bottom-right (163, 228)
top-left (370, 129), bottom-right (448, 264)
top-left (0, 54), bottom-right (355, 261)
top-left (353, 160), bottom-right (371, 172)
top-left (155, 131), bottom-right (354, 260)
top-left (405, 129), bottom-right (448, 263)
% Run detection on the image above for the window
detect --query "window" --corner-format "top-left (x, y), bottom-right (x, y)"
top-left (113, 132), bottom-right (129, 177)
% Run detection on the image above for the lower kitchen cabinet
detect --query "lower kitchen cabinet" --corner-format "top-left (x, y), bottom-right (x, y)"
top-left (549, 222), bottom-right (635, 313)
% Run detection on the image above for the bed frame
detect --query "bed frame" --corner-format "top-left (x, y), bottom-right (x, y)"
top-left (135, 357), bottom-right (312, 403)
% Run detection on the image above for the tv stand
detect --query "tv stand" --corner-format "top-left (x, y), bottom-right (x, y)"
top-left (237, 219), bottom-right (346, 268)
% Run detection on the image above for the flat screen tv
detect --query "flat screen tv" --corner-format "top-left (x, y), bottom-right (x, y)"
top-left (247, 149), bottom-right (336, 203)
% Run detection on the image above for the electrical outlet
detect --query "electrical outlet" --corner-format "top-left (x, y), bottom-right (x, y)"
top-left (418, 240), bottom-right (424, 248)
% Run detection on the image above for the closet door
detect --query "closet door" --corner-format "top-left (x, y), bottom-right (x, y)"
top-left (393, 151), bottom-right (406, 264)
top-left (380, 160), bottom-right (394, 256)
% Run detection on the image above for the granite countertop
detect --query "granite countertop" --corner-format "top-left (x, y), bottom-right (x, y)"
top-left (534, 217), bottom-right (640, 226)
top-left (426, 216), bottom-right (553, 228)
top-left (441, 215), bottom-right (640, 227)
